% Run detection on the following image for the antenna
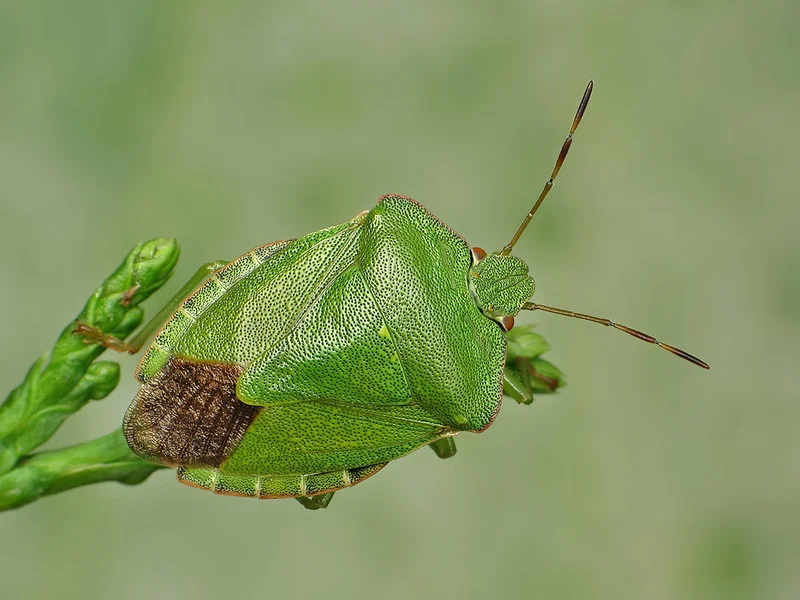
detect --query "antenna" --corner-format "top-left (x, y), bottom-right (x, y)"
top-left (521, 302), bottom-right (710, 369)
top-left (501, 80), bottom-right (593, 256)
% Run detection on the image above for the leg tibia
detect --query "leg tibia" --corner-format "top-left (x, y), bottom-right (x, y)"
top-left (428, 437), bottom-right (458, 459)
top-left (125, 260), bottom-right (228, 352)
top-left (503, 369), bottom-right (534, 405)
top-left (72, 260), bottom-right (228, 354)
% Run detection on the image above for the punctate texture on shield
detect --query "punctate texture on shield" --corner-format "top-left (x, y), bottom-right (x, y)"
top-left (124, 195), bottom-right (507, 496)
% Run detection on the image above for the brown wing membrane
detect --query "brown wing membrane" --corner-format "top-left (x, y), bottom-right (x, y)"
top-left (123, 356), bottom-right (260, 467)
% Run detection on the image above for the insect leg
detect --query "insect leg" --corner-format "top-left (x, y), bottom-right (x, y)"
top-left (296, 492), bottom-right (335, 510)
top-left (503, 369), bottom-right (534, 405)
top-left (428, 437), bottom-right (458, 459)
top-left (73, 260), bottom-right (228, 354)
top-left (503, 358), bottom-right (562, 405)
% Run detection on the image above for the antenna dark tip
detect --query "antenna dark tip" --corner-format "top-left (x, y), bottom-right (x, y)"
top-left (659, 342), bottom-right (711, 369)
top-left (571, 81), bottom-right (593, 134)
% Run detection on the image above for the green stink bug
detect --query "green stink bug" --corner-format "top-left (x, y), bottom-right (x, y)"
top-left (76, 81), bottom-right (708, 510)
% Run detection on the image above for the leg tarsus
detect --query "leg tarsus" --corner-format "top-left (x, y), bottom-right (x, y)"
top-left (73, 321), bottom-right (138, 353)
top-left (296, 492), bottom-right (335, 510)
top-left (120, 283), bottom-right (140, 307)
top-left (428, 437), bottom-right (457, 459)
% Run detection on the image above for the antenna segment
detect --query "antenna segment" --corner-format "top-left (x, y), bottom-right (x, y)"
top-left (501, 80), bottom-right (593, 256)
top-left (522, 301), bottom-right (710, 369)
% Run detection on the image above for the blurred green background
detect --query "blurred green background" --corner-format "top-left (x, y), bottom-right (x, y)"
top-left (1, 1), bottom-right (797, 599)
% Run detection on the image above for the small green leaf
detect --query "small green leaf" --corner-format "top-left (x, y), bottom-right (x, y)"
top-left (507, 325), bottom-right (551, 359)
top-left (0, 239), bottom-right (179, 482)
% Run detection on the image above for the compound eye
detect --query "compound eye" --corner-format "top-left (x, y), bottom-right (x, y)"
top-left (471, 247), bottom-right (487, 264)
top-left (500, 315), bottom-right (515, 332)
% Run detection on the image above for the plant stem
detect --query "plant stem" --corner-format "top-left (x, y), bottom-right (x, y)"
top-left (0, 430), bottom-right (165, 511)
top-left (0, 238), bottom-right (179, 511)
